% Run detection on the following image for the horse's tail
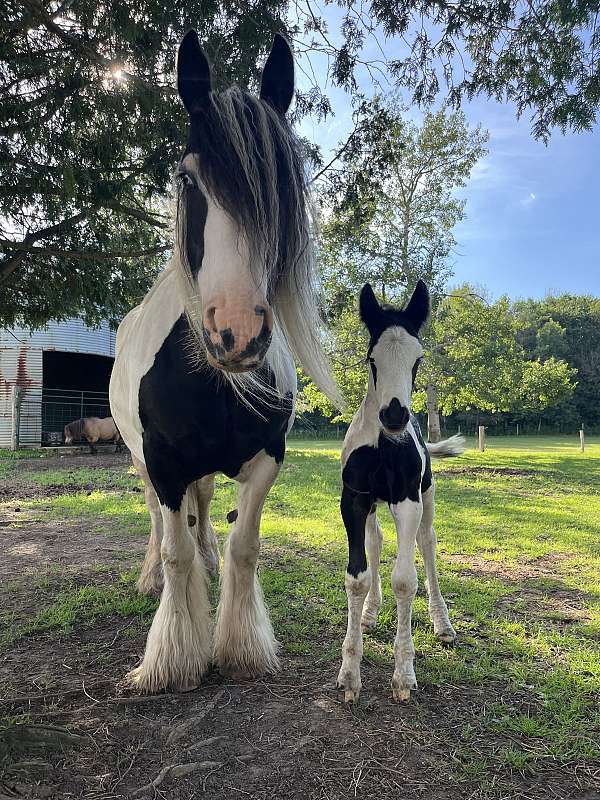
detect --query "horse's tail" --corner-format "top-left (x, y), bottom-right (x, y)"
top-left (426, 434), bottom-right (465, 458)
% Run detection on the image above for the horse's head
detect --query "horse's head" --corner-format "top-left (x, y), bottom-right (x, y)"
top-left (359, 281), bottom-right (430, 436)
top-left (175, 31), bottom-right (301, 373)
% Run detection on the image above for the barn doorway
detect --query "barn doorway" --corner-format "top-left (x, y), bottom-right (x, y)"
top-left (41, 351), bottom-right (114, 443)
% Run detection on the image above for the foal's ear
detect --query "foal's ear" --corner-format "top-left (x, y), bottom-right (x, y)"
top-left (404, 279), bottom-right (430, 332)
top-left (177, 30), bottom-right (212, 114)
top-left (260, 33), bottom-right (294, 114)
top-left (359, 283), bottom-right (381, 331)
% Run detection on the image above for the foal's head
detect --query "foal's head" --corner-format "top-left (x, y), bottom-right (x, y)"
top-left (359, 281), bottom-right (430, 436)
top-left (175, 31), bottom-right (307, 374)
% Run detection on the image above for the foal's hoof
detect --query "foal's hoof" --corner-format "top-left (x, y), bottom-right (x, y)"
top-left (391, 672), bottom-right (417, 703)
top-left (360, 611), bottom-right (379, 631)
top-left (435, 624), bottom-right (457, 646)
top-left (336, 668), bottom-right (361, 703)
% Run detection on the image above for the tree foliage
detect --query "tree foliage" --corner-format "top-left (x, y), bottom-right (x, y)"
top-left (416, 287), bottom-right (576, 417)
top-left (319, 102), bottom-right (487, 314)
top-left (512, 294), bottom-right (600, 427)
top-left (298, 0), bottom-right (600, 140)
top-left (0, 0), bottom-right (290, 328)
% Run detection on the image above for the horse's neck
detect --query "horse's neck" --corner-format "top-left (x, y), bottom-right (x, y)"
top-left (342, 376), bottom-right (380, 464)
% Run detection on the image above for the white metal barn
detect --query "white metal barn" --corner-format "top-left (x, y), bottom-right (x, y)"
top-left (0, 319), bottom-right (116, 448)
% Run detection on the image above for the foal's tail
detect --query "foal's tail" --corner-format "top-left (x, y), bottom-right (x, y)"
top-left (426, 434), bottom-right (465, 458)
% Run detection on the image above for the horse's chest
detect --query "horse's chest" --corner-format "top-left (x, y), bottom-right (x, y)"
top-left (139, 316), bottom-right (292, 509)
top-left (342, 434), bottom-right (424, 505)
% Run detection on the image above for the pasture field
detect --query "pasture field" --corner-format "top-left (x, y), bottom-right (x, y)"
top-left (0, 437), bottom-right (598, 799)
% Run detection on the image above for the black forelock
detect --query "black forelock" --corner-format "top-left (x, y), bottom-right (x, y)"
top-left (365, 305), bottom-right (421, 357)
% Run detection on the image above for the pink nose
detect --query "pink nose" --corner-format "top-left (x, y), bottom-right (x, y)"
top-left (202, 300), bottom-right (273, 370)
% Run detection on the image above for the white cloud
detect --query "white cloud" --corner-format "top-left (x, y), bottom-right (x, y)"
top-left (521, 192), bottom-right (537, 207)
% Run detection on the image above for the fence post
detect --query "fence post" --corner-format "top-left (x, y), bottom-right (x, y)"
top-left (516, 422), bottom-right (519, 437)
top-left (580, 426), bottom-right (585, 453)
top-left (478, 425), bottom-right (486, 453)
top-left (11, 386), bottom-right (22, 451)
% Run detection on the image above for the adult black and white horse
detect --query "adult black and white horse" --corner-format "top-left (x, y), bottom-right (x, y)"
top-left (109, 32), bottom-right (340, 693)
top-left (336, 281), bottom-right (464, 703)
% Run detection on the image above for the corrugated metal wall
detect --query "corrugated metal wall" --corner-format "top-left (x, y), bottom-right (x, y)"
top-left (0, 346), bottom-right (43, 448)
top-left (0, 318), bottom-right (115, 448)
top-left (0, 318), bottom-right (116, 357)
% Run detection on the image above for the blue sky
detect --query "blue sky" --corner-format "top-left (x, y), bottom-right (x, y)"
top-left (294, 9), bottom-right (600, 301)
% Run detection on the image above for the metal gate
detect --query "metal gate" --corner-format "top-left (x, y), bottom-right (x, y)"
top-left (17, 388), bottom-right (112, 447)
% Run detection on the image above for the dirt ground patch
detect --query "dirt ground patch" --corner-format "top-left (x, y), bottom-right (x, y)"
top-left (1, 454), bottom-right (598, 799)
top-left (1, 631), bottom-right (594, 800)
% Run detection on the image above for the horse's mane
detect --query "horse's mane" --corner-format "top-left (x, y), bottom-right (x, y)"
top-left (65, 418), bottom-right (85, 441)
top-left (173, 86), bottom-right (342, 411)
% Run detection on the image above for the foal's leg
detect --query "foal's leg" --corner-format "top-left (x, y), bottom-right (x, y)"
top-left (417, 485), bottom-right (456, 644)
top-left (213, 451), bottom-right (280, 677)
top-left (336, 487), bottom-right (371, 703)
top-left (389, 498), bottom-right (422, 702)
top-left (127, 488), bottom-right (212, 693)
top-left (133, 455), bottom-right (164, 597)
top-left (187, 476), bottom-right (220, 578)
top-left (361, 509), bottom-right (384, 631)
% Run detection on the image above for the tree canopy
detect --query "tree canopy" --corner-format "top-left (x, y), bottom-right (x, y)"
top-left (298, 0), bottom-right (600, 140)
top-left (1, 0), bottom-right (289, 328)
top-left (2, 1), bottom-right (598, 330)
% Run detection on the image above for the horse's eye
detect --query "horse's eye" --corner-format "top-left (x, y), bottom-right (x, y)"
top-left (176, 172), bottom-right (196, 188)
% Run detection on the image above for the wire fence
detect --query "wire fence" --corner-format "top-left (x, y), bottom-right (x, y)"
top-left (17, 388), bottom-right (112, 447)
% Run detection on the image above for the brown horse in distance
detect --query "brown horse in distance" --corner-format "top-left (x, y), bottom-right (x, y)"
top-left (64, 417), bottom-right (123, 453)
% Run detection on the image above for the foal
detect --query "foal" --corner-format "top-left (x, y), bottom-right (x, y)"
top-left (336, 281), bottom-right (464, 702)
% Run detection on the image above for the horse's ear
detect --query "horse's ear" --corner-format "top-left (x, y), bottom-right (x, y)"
top-left (260, 33), bottom-right (294, 114)
top-left (177, 30), bottom-right (212, 114)
top-left (359, 283), bottom-right (381, 332)
top-left (404, 279), bottom-right (430, 332)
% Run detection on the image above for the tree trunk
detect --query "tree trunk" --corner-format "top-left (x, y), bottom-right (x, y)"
top-left (426, 383), bottom-right (442, 443)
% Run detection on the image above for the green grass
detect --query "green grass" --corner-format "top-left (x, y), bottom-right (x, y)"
top-left (2, 435), bottom-right (599, 779)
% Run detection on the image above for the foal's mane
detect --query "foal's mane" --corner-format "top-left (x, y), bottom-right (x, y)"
top-left (173, 85), bottom-right (342, 411)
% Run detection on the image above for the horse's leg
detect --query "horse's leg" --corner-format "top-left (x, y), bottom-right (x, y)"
top-left (133, 455), bottom-right (164, 597)
top-left (127, 488), bottom-right (211, 693)
top-left (417, 485), bottom-right (456, 644)
top-left (389, 498), bottom-right (422, 702)
top-left (187, 476), bottom-right (219, 578)
top-left (336, 487), bottom-right (371, 703)
top-left (213, 450), bottom-right (279, 677)
top-left (361, 509), bottom-right (383, 631)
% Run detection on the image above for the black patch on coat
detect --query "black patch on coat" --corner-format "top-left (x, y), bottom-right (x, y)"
top-left (139, 316), bottom-right (292, 512)
top-left (341, 486), bottom-right (371, 578)
top-left (342, 414), bottom-right (431, 506)
top-left (177, 181), bottom-right (208, 276)
top-left (368, 357), bottom-right (377, 387)
top-left (412, 357), bottom-right (422, 389)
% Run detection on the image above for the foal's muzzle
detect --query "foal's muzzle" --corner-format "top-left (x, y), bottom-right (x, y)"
top-left (379, 398), bottom-right (410, 435)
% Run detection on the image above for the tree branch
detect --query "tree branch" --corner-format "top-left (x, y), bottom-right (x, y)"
top-left (0, 241), bottom-right (170, 261)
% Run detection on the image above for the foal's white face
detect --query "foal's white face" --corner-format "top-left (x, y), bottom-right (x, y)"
top-left (359, 280), bottom-right (430, 436)
top-left (368, 327), bottom-right (424, 435)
